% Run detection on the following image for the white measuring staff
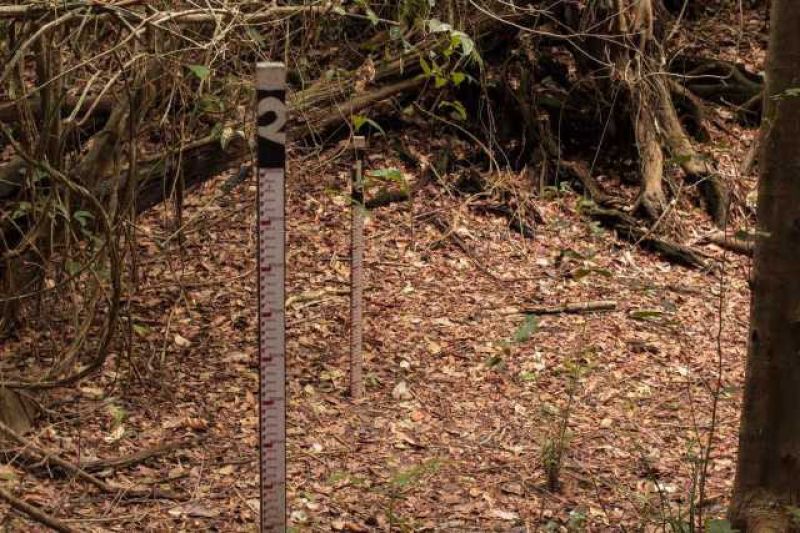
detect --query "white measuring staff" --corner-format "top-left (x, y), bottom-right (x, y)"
top-left (256, 62), bottom-right (287, 532)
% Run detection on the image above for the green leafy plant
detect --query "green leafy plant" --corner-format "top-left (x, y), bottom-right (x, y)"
top-left (352, 113), bottom-right (385, 135)
top-left (385, 459), bottom-right (442, 531)
top-left (512, 314), bottom-right (538, 344)
top-left (567, 508), bottom-right (588, 532)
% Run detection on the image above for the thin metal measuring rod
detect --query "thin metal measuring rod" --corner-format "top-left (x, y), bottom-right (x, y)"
top-left (350, 136), bottom-right (366, 399)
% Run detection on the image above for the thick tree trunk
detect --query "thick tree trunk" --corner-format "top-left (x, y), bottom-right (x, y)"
top-left (729, 1), bottom-right (800, 530)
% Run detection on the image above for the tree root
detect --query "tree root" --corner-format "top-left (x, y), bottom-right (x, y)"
top-left (561, 161), bottom-right (707, 268)
top-left (654, 77), bottom-right (729, 226)
top-left (668, 78), bottom-right (710, 142)
top-left (585, 206), bottom-right (707, 268)
top-left (729, 491), bottom-right (798, 532)
top-left (670, 55), bottom-right (764, 125)
top-left (633, 96), bottom-right (669, 220)
top-left (559, 161), bottom-right (622, 208)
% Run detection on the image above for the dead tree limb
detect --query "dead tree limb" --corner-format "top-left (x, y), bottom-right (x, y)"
top-left (0, 420), bottom-right (181, 500)
top-left (0, 94), bottom-right (113, 124)
top-left (421, 212), bottom-right (504, 282)
top-left (0, 2), bottom-right (328, 22)
top-left (0, 486), bottom-right (77, 533)
top-left (704, 232), bottom-right (754, 256)
top-left (509, 300), bottom-right (618, 315)
top-left (15, 437), bottom-right (203, 476)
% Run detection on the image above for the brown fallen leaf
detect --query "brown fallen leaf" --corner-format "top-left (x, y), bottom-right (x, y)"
top-left (173, 334), bottom-right (191, 348)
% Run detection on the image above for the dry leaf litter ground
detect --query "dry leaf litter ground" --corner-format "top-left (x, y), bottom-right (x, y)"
top-left (0, 5), bottom-right (765, 531)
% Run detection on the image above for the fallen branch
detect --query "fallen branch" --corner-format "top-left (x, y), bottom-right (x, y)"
top-left (422, 212), bottom-right (503, 282)
top-left (297, 76), bottom-right (425, 141)
top-left (47, 437), bottom-right (201, 475)
top-left (0, 2), bottom-right (328, 22)
top-left (365, 188), bottom-right (411, 209)
top-left (0, 420), bottom-right (181, 500)
top-left (470, 203), bottom-right (539, 239)
top-left (285, 287), bottom-right (349, 310)
top-left (142, 77), bottom-right (425, 210)
top-left (505, 300), bottom-right (618, 316)
top-left (0, 93), bottom-right (113, 124)
top-left (0, 486), bottom-right (77, 533)
top-left (704, 232), bottom-right (754, 257)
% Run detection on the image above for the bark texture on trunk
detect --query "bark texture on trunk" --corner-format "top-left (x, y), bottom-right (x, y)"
top-left (729, 1), bottom-right (800, 530)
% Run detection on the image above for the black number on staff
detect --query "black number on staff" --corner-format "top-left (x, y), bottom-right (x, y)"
top-left (257, 91), bottom-right (286, 168)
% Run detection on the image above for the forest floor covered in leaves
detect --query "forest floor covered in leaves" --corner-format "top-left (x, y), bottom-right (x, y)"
top-left (1, 5), bottom-right (766, 532)
top-left (2, 139), bottom-right (755, 531)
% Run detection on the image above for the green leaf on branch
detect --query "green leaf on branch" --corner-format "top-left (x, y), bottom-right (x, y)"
top-left (73, 210), bottom-right (94, 227)
top-left (351, 114), bottom-right (385, 135)
top-left (427, 18), bottom-right (452, 33)
top-left (65, 260), bottom-right (82, 276)
top-left (438, 100), bottom-right (467, 121)
top-left (354, 0), bottom-right (379, 25)
top-left (419, 57), bottom-right (432, 77)
top-left (11, 201), bottom-right (31, 220)
top-left (188, 64), bottom-right (211, 80)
